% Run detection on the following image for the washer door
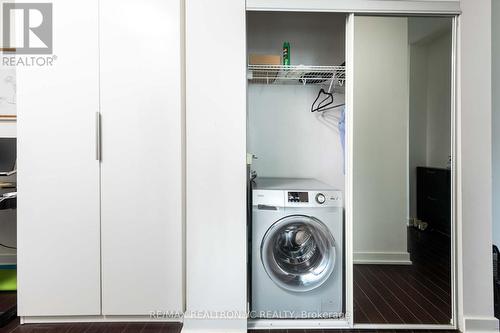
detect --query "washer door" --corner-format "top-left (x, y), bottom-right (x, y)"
top-left (261, 215), bottom-right (336, 292)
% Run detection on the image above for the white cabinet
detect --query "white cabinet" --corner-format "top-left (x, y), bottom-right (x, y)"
top-left (17, 0), bottom-right (101, 316)
top-left (18, 0), bottom-right (183, 318)
top-left (100, 0), bottom-right (184, 315)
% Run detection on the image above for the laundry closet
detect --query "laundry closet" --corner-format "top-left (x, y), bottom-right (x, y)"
top-left (246, 11), bottom-right (348, 324)
top-left (244, 7), bottom-right (457, 330)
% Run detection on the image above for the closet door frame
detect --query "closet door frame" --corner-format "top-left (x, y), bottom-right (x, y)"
top-left (245, 6), bottom-right (459, 330)
top-left (246, 0), bottom-right (460, 14)
top-left (346, 13), bottom-right (459, 330)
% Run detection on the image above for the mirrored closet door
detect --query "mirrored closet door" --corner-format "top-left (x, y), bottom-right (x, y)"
top-left (351, 15), bottom-right (455, 325)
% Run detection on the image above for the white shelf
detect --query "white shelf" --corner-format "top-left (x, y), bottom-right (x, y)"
top-left (247, 65), bottom-right (345, 86)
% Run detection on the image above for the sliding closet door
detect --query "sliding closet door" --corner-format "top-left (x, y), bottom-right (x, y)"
top-left (351, 15), bottom-right (454, 325)
top-left (17, 0), bottom-right (101, 315)
top-left (100, 0), bottom-right (183, 314)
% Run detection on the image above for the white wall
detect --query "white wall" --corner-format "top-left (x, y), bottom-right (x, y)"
top-left (352, 16), bottom-right (410, 265)
top-left (248, 86), bottom-right (345, 190)
top-left (426, 32), bottom-right (452, 168)
top-left (247, 12), bottom-right (345, 66)
top-left (408, 22), bottom-right (452, 218)
top-left (247, 12), bottom-right (346, 190)
top-left (409, 43), bottom-right (429, 218)
top-left (492, 0), bottom-right (500, 248)
top-left (459, 0), bottom-right (499, 330)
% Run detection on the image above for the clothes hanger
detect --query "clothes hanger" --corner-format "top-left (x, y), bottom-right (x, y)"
top-left (317, 102), bottom-right (345, 112)
top-left (311, 88), bottom-right (334, 112)
top-left (311, 70), bottom-right (337, 112)
top-left (311, 64), bottom-right (345, 113)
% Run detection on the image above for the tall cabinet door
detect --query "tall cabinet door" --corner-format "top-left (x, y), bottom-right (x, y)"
top-left (185, 0), bottom-right (246, 329)
top-left (17, 0), bottom-right (101, 316)
top-left (100, 0), bottom-right (184, 314)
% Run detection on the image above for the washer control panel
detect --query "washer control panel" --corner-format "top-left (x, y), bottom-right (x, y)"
top-left (285, 190), bottom-right (342, 207)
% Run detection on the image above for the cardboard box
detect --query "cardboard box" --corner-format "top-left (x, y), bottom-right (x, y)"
top-left (249, 54), bottom-right (281, 65)
top-left (249, 54), bottom-right (281, 83)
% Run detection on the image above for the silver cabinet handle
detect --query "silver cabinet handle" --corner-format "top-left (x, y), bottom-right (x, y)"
top-left (96, 112), bottom-right (101, 161)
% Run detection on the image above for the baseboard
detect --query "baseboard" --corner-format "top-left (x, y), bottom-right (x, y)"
top-left (462, 316), bottom-right (499, 332)
top-left (21, 315), bottom-right (182, 324)
top-left (354, 323), bottom-right (455, 330)
top-left (182, 318), bottom-right (246, 333)
top-left (249, 318), bottom-right (350, 329)
top-left (353, 251), bottom-right (412, 265)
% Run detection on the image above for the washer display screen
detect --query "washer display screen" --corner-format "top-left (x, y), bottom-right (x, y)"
top-left (288, 192), bottom-right (309, 203)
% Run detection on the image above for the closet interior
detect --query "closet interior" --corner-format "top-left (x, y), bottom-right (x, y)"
top-left (247, 12), bottom-right (347, 189)
top-left (247, 11), bottom-right (348, 323)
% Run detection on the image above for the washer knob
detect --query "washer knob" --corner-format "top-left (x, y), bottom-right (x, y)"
top-left (316, 193), bottom-right (326, 204)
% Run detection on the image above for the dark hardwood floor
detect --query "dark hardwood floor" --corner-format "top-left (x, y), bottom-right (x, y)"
top-left (1, 320), bottom-right (457, 333)
top-left (0, 319), bottom-right (183, 333)
top-left (353, 228), bottom-right (451, 324)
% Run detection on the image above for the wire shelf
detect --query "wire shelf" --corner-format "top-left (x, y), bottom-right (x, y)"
top-left (247, 65), bottom-right (345, 86)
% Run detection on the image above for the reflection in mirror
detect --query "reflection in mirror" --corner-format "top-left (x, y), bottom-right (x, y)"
top-left (353, 16), bottom-right (453, 325)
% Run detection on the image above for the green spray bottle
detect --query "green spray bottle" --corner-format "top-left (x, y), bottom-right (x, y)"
top-left (283, 41), bottom-right (290, 66)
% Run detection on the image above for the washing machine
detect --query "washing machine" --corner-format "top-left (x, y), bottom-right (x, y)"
top-left (251, 177), bottom-right (343, 319)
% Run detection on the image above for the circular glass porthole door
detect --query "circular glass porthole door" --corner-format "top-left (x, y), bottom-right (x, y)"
top-left (261, 215), bottom-right (336, 292)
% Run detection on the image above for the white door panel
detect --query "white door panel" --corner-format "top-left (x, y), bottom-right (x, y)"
top-left (17, 0), bottom-right (101, 316)
top-left (100, 0), bottom-right (183, 315)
